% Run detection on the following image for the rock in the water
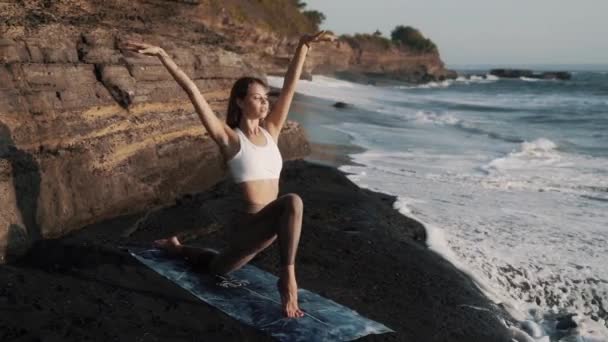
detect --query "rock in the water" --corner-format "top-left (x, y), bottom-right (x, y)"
top-left (333, 101), bottom-right (350, 109)
top-left (490, 68), bottom-right (571, 80)
top-left (556, 314), bottom-right (578, 330)
top-left (540, 71), bottom-right (572, 80)
top-left (490, 69), bottom-right (534, 78)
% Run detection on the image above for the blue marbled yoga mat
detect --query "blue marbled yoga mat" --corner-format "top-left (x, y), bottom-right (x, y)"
top-left (129, 248), bottom-right (394, 342)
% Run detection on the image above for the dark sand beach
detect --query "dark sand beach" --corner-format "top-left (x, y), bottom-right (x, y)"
top-left (0, 159), bottom-right (513, 341)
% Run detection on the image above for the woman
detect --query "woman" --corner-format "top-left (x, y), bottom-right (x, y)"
top-left (124, 31), bottom-right (335, 318)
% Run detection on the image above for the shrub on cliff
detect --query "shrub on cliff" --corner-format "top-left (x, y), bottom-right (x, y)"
top-left (340, 27), bottom-right (437, 53)
top-left (291, 0), bottom-right (307, 9)
top-left (205, 0), bottom-right (325, 36)
top-left (340, 33), bottom-right (392, 51)
top-left (390, 25), bottom-right (437, 53)
top-left (302, 10), bottom-right (326, 31)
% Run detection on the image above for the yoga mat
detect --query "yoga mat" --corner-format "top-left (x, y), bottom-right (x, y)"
top-left (129, 247), bottom-right (394, 341)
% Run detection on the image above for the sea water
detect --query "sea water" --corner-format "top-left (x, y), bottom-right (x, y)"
top-left (268, 68), bottom-right (608, 341)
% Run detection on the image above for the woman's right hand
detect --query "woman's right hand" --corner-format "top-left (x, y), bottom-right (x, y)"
top-left (122, 41), bottom-right (167, 57)
top-left (299, 30), bottom-right (337, 48)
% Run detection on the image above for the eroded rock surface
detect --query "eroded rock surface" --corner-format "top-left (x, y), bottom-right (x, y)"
top-left (0, 0), bottom-right (310, 261)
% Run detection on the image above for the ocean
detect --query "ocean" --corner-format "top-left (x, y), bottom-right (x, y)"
top-left (268, 68), bottom-right (608, 341)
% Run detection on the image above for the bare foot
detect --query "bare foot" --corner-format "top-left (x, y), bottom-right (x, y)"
top-left (277, 268), bottom-right (304, 318)
top-left (153, 236), bottom-right (182, 255)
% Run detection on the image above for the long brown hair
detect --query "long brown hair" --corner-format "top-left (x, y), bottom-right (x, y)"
top-left (226, 77), bottom-right (269, 128)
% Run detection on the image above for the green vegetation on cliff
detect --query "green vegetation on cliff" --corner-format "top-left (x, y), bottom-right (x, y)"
top-left (339, 32), bottom-right (392, 51)
top-left (202, 1), bottom-right (436, 54)
top-left (203, 0), bottom-right (324, 36)
top-left (390, 25), bottom-right (437, 53)
top-left (341, 26), bottom-right (437, 54)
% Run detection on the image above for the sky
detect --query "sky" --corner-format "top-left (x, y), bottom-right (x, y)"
top-left (302, 0), bottom-right (608, 67)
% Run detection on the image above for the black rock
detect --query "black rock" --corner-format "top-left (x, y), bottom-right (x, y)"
top-left (556, 314), bottom-right (578, 330)
top-left (489, 68), bottom-right (571, 80)
top-left (333, 102), bottom-right (350, 109)
top-left (490, 69), bottom-right (534, 78)
top-left (540, 71), bottom-right (572, 80)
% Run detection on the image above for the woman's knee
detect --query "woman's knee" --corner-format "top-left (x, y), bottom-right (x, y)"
top-left (282, 193), bottom-right (304, 215)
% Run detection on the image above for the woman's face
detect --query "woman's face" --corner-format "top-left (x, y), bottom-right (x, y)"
top-left (238, 83), bottom-right (269, 120)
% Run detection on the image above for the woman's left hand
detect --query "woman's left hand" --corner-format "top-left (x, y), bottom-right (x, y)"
top-left (299, 30), bottom-right (337, 49)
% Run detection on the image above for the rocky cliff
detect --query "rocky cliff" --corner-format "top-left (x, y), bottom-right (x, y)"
top-left (0, 0), bottom-right (310, 261)
top-left (0, 0), bottom-right (453, 261)
top-left (196, 4), bottom-right (456, 83)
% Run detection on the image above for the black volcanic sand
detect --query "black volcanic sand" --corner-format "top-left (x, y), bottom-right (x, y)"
top-left (0, 160), bottom-right (514, 341)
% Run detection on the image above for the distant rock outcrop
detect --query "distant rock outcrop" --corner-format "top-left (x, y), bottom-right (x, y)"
top-left (490, 69), bottom-right (571, 80)
top-left (332, 102), bottom-right (351, 109)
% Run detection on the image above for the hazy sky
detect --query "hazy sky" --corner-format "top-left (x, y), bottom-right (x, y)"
top-left (303, 0), bottom-right (608, 66)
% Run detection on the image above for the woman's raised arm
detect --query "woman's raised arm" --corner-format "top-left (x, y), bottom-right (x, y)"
top-left (123, 41), bottom-right (233, 149)
top-left (264, 31), bottom-right (336, 140)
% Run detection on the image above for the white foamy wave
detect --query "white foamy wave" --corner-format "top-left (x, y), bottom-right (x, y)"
top-left (484, 138), bottom-right (560, 172)
top-left (399, 74), bottom-right (500, 89)
top-left (390, 197), bottom-right (524, 322)
top-left (520, 77), bottom-right (541, 82)
top-left (339, 148), bottom-right (608, 341)
top-left (268, 75), bottom-right (427, 119)
top-left (414, 111), bottom-right (460, 125)
top-left (467, 74), bottom-right (500, 82)
top-left (480, 138), bottom-right (608, 196)
top-left (267, 75), bottom-right (376, 107)
top-left (395, 80), bottom-right (454, 90)
top-left (304, 75), bottom-right (357, 88)
top-left (521, 138), bottom-right (558, 153)
top-left (393, 204), bottom-right (608, 342)
top-left (452, 74), bottom-right (500, 85)
top-left (268, 74), bottom-right (358, 89)
top-left (418, 80), bottom-right (453, 88)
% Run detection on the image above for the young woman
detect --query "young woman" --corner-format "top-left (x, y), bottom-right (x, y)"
top-left (124, 31), bottom-right (335, 318)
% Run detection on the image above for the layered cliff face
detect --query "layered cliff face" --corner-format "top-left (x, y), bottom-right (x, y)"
top-left (310, 42), bottom-right (455, 83)
top-left (0, 0), bottom-right (310, 261)
top-left (194, 3), bottom-right (455, 83)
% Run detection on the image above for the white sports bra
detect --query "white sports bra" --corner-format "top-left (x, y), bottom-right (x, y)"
top-left (226, 127), bottom-right (283, 183)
